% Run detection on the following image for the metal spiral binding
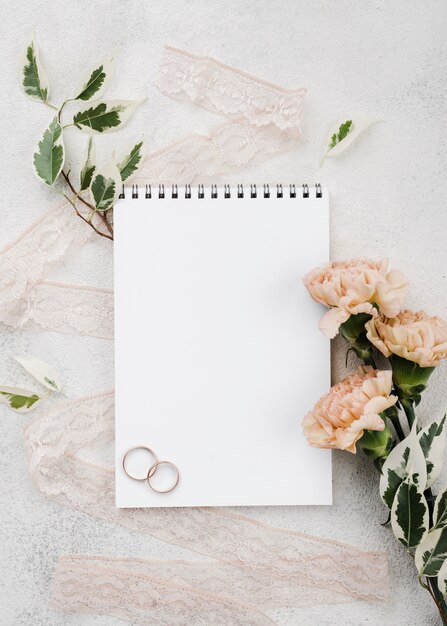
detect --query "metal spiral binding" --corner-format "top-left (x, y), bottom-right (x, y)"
top-left (119, 184), bottom-right (323, 199)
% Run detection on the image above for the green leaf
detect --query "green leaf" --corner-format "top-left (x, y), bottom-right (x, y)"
top-left (73, 56), bottom-right (116, 101)
top-left (419, 416), bottom-right (446, 488)
top-left (73, 99), bottom-right (143, 134)
top-left (79, 137), bottom-right (96, 191)
top-left (117, 141), bottom-right (144, 182)
top-left (33, 117), bottom-right (65, 186)
top-left (21, 35), bottom-right (49, 102)
top-left (379, 423), bottom-right (427, 509)
top-left (0, 385), bottom-right (40, 413)
top-left (416, 528), bottom-right (447, 577)
top-left (433, 486), bottom-right (447, 530)
top-left (391, 475), bottom-right (429, 549)
top-left (329, 120), bottom-right (352, 148)
top-left (90, 160), bottom-right (121, 212)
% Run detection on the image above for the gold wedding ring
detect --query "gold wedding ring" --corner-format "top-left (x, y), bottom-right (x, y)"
top-left (146, 460), bottom-right (180, 494)
top-left (122, 446), bottom-right (180, 494)
top-left (122, 446), bottom-right (158, 481)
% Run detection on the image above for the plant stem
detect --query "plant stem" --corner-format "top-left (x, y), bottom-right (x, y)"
top-left (426, 574), bottom-right (447, 624)
top-left (390, 413), bottom-right (405, 441)
top-left (61, 171), bottom-right (114, 238)
top-left (62, 193), bottom-right (113, 241)
top-left (421, 477), bottom-right (447, 622)
top-left (401, 399), bottom-right (416, 429)
top-left (57, 98), bottom-right (72, 122)
top-left (363, 355), bottom-right (377, 369)
top-left (44, 101), bottom-right (59, 111)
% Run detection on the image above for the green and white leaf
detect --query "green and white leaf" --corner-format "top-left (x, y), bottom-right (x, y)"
top-left (415, 527), bottom-right (447, 577)
top-left (79, 136), bottom-right (96, 191)
top-left (437, 558), bottom-right (447, 597)
top-left (419, 416), bottom-right (446, 488)
top-left (321, 116), bottom-right (375, 163)
top-left (380, 423), bottom-right (427, 509)
top-left (0, 385), bottom-right (40, 413)
top-left (90, 159), bottom-right (121, 211)
top-left (433, 485), bottom-right (447, 530)
top-left (73, 55), bottom-right (116, 101)
top-left (33, 117), bottom-right (65, 186)
top-left (117, 141), bottom-right (145, 182)
top-left (14, 356), bottom-right (62, 393)
top-left (391, 475), bottom-right (429, 549)
top-left (73, 99), bottom-right (144, 134)
top-left (21, 34), bottom-right (49, 102)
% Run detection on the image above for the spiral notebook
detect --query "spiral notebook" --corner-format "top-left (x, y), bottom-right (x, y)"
top-left (114, 184), bottom-right (331, 508)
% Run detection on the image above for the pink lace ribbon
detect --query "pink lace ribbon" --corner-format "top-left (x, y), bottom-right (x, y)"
top-left (24, 391), bottom-right (388, 624)
top-left (135, 46), bottom-right (306, 184)
top-left (4, 47), bottom-right (389, 624)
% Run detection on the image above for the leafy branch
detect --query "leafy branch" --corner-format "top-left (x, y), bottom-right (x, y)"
top-left (343, 317), bottom-right (447, 622)
top-left (21, 33), bottom-right (146, 239)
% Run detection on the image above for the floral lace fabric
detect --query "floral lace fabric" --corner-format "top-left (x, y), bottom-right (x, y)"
top-left (25, 390), bottom-right (388, 625)
top-left (135, 46), bottom-right (305, 185)
top-left (6, 47), bottom-right (389, 624)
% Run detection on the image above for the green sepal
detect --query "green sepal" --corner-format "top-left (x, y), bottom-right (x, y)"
top-left (339, 313), bottom-right (374, 364)
top-left (390, 355), bottom-right (435, 403)
top-left (357, 416), bottom-right (394, 461)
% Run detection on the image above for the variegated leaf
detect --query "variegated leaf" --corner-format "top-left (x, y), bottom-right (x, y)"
top-left (391, 475), bottom-right (429, 549)
top-left (21, 34), bottom-right (49, 102)
top-left (380, 422), bottom-right (427, 509)
top-left (321, 116), bottom-right (375, 163)
top-left (14, 357), bottom-right (62, 392)
top-left (0, 385), bottom-right (40, 413)
top-left (80, 137), bottom-right (96, 191)
top-left (90, 160), bottom-right (121, 211)
top-left (415, 528), bottom-right (447, 577)
top-left (437, 558), bottom-right (447, 597)
top-left (33, 117), bottom-right (65, 186)
top-left (73, 55), bottom-right (116, 101)
top-left (433, 486), bottom-right (447, 530)
top-left (419, 416), bottom-right (446, 488)
top-left (73, 99), bottom-right (144, 134)
top-left (117, 141), bottom-right (144, 182)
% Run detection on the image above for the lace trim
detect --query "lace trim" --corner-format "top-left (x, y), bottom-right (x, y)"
top-left (135, 120), bottom-right (300, 185)
top-left (24, 390), bottom-right (389, 614)
top-left (53, 555), bottom-right (354, 611)
top-left (155, 46), bottom-right (306, 130)
top-left (135, 46), bottom-right (305, 185)
top-left (53, 556), bottom-right (276, 625)
top-left (17, 281), bottom-right (113, 338)
top-left (0, 203), bottom-right (93, 330)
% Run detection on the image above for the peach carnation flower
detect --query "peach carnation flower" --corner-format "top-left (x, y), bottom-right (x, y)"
top-left (366, 310), bottom-right (447, 368)
top-left (302, 367), bottom-right (397, 453)
top-left (303, 258), bottom-right (407, 339)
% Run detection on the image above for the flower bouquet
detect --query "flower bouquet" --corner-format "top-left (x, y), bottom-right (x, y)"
top-left (303, 259), bottom-right (447, 623)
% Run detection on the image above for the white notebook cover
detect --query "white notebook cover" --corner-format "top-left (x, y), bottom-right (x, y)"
top-left (114, 186), bottom-right (331, 508)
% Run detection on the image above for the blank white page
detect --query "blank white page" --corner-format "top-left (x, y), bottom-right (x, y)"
top-left (114, 186), bottom-right (331, 507)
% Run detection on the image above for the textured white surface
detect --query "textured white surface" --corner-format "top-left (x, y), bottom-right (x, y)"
top-left (0, 0), bottom-right (446, 624)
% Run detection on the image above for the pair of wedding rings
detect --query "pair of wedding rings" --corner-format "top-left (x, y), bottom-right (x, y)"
top-left (122, 446), bottom-right (180, 494)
